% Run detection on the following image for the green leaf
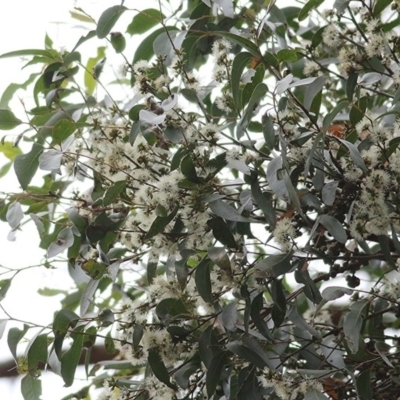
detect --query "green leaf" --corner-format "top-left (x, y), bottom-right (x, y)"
top-left (208, 247), bottom-right (231, 271)
top-left (207, 217), bottom-right (237, 248)
top-left (110, 32), bottom-right (126, 53)
top-left (96, 5), bottom-right (127, 39)
top-left (346, 72), bottom-right (358, 102)
top-left (277, 48), bottom-right (299, 62)
top-left (132, 26), bottom-right (178, 65)
top-left (127, 8), bottom-right (165, 35)
top-left (27, 334), bottom-right (48, 372)
top-left (8, 324), bottom-right (29, 360)
top-left (0, 49), bottom-right (58, 59)
top-left (175, 360), bottom-right (200, 390)
top-left (61, 325), bottom-right (85, 386)
top-left (148, 348), bottom-right (176, 389)
top-left (0, 109), bottom-right (22, 130)
top-left (378, 235), bottom-right (397, 269)
top-left (53, 309), bottom-right (80, 358)
top-left (298, 0), bottom-right (324, 21)
top-left (322, 100), bottom-right (349, 132)
top-left (343, 299), bottom-right (368, 353)
top-left (155, 298), bottom-right (189, 322)
top-left (52, 119), bottom-right (75, 145)
top-left (250, 293), bottom-right (273, 341)
top-left (226, 341), bottom-right (268, 369)
top-left (102, 180), bottom-right (126, 206)
top-left (145, 204), bottom-right (178, 239)
top-left (237, 82), bottom-right (268, 139)
top-left (373, 0), bottom-right (392, 16)
top-left (304, 389), bottom-right (328, 400)
top-left (71, 30), bottom-right (97, 53)
top-left (0, 142), bottom-right (21, 160)
top-left (356, 370), bottom-right (372, 400)
top-left (0, 73), bottom-right (38, 109)
top-left (195, 258), bottom-right (213, 304)
top-left (287, 305), bottom-right (322, 339)
top-left (251, 178), bottom-right (276, 228)
top-left (214, 31), bottom-right (260, 57)
top-left (206, 351), bottom-right (228, 397)
top-left (209, 199), bottom-right (253, 222)
top-left (0, 279), bottom-right (11, 302)
top-left (337, 138), bottom-right (367, 174)
top-left (294, 267), bottom-right (322, 304)
top-left (254, 252), bottom-right (293, 279)
top-left (21, 374), bottom-right (42, 400)
top-left (304, 76), bottom-right (326, 111)
top-left (262, 114), bottom-right (276, 150)
top-left (319, 215), bottom-right (347, 244)
top-left (231, 52), bottom-right (253, 111)
top-left (84, 47), bottom-right (106, 95)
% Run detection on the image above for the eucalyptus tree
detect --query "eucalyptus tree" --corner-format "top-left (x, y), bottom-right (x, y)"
top-left (1, 0), bottom-right (400, 399)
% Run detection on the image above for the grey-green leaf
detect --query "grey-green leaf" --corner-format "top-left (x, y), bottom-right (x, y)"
top-left (319, 215), bottom-right (347, 243)
top-left (0, 109), bottom-right (22, 130)
top-left (96, 6), bottom-right (127, 39)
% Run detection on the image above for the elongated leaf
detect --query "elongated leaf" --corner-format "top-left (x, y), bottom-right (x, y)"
top-left (52, 119), bottom-right (75, 145)
top-left (250, 293), bottom-right (273, 340)
top-left (53, 309), bottom-right (80, 358)
top-left (195, 258), bottom-right (213, 304)
top-left (237, 83), bottom-right (267, 139)
top-left (337, 138), bottom-right (367, 173)
top-left (145, 205), bottom-right (178, 239)
top-left (96, 5), bottom-right (127, 39)
top-left (343, 299), bottom-right (368, 353)
top-left (80, 279), bottom-right (100, 316)
top-left (210, 199), bottom-right (253, 222)
top-left (61, 325), bottom-right (85, 386)
top-left (8, 324), bottom-right (29, 360)
top-left (231, 52), bottom-right (253, 110)
top-left (298, 0), bottom-right (324, 21)
top-left (0, 109), bottom-right (22, 130)
top-left (251, 179), bottom-right (276, 228)
top-left (27, 333), bottom-right (48, 372)
top-left (319, 215), bottom-right (347, 243)
top-left (0, 49), bottom-right (58, 59)
top-left (288, 305), bottom-right (322, 339)
top-left (208, 247), bottom-right (231, 271)
top-left (6, 201), bottom-right (23, 230)
top-left (304, 76), bottom-right (326, 111)
top-left (323, 100), bottom-right (349, 132)
top-left (206, 351), bottom-right (228, 397)
top-left (14, 143), bottom-right (43, 189)
top-left (148, 348), bottom-right (176, 389)
top-left (322, 286), bottom-right (353, 301)
top-left (21, 375), bottom-right (42, 400)
top-left (214, 31), bottom-right (260, 56)
top-left (227, 341), bottom-right (268, 369)
top-left (127, 8), bottom-right (164, 35)
top-left (254, 252), bottom-right (293, 279)
top-left (102, 180), bottom-right (126, 206)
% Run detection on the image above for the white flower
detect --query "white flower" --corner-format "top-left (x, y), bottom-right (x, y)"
top-left (303, 60), bottom-right (320, 76)
top-left (133, 60), bottom-right (151, 74)
top-left (273, 218), bottom-right (296, 251)
top-left (323, 24), bottom-right (341, 47)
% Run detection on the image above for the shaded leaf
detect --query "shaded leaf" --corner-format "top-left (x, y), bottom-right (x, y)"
top-left (127, 8), bottom-right (165, 35)
top-left (145, 204), bottom-right (178, 239)
top-left (21, 374), bottom-right (42, 400)
top-left (61, 325), bottom-right (85, 386)
top-left (343, 299), bottom-right (368, 353)
top-left (14, 143), bottom-right (43, 190)
top-left (148, 348), bottom-right (176, 389)
top-left (195, 258), bottom-right (213, 304)
top-left (96, 5), bottom-right (127, 39)
top-left (210, 199), bottom-right (253, 222)
top-left (319, 215), bottom-right (347, 244)
top-left (254, 252), bottom-right (293, 279)
top-left (298, 0), bottom-right (324, 21)
top-left (206, 351), bottom-right (228, 397)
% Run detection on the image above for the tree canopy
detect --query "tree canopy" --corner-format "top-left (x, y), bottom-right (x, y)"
top-left (2, 0), bottom-right (400, 399)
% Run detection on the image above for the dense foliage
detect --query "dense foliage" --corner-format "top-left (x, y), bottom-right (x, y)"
top-left (3, 0), bottom-right (400, 398)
